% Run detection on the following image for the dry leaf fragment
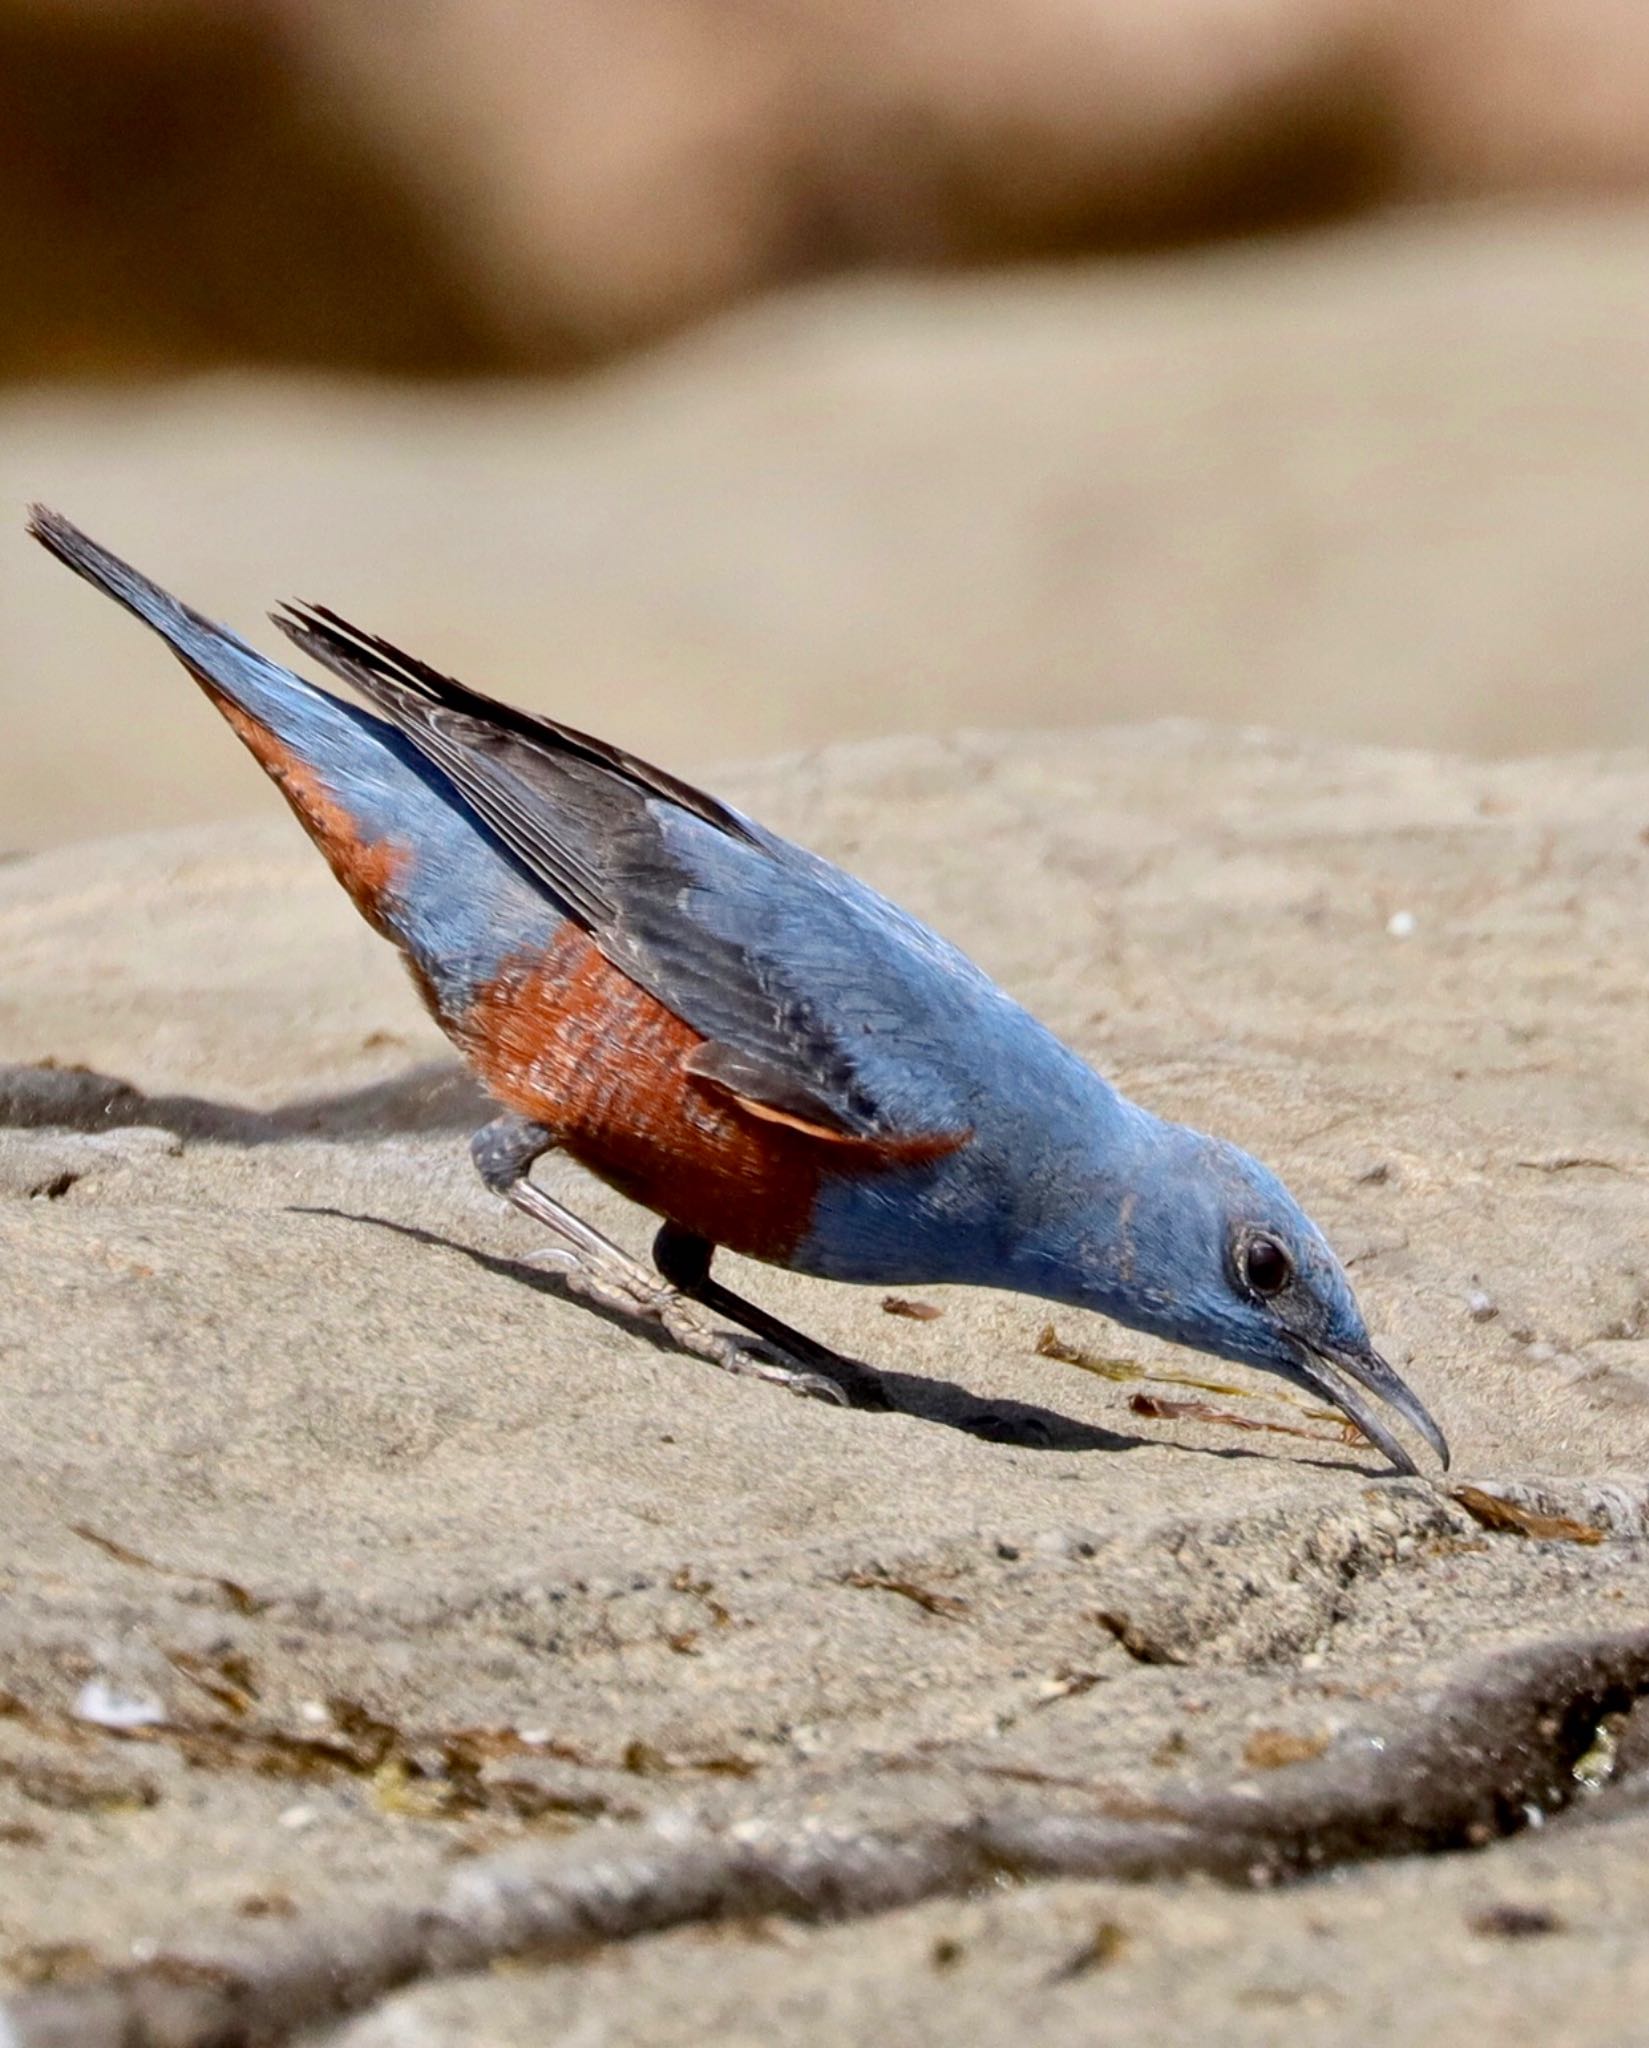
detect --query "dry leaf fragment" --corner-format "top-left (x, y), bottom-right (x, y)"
top-left (371, 1755), bottom-right (449, 1819)
top-left (1242, 1727), bottom-right (1330, 1771)
top-left (1452, 1488), bottom-right (1603, 1545)
top-left (442, 1727), bottom-right (594, 1769)
top-left (69, 1523), bottom-right (264, 1614)
top-left (1129, 1392), bottom-right (1364, 1449)
top-left (1036, 1325), bottom-right (1150, 1382)
top-left (882, 1296), bottom-right (944, 1321)
top-left (3, 1941), bottom-right (105, 1987)
top-left (620, 1739), bottom-right (757, 1778)
top-left (1039, 1326), bottom-right (1369, 1432)
top-left (669, 1565), bottom-right (733, 1627)
top-left (165, 1649), bottom-right (258, 1716)
top-left (841, 1570), bottom-right (970, 1619)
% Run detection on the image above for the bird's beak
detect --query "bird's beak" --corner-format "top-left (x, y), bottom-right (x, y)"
top-left (1293, 1339), bottom-right (1450, 1478)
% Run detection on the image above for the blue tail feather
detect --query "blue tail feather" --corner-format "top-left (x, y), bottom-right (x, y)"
top-left (28, 504), bottom-right (402, 770)
top-left (28, 507), bottom-right (559, 1006)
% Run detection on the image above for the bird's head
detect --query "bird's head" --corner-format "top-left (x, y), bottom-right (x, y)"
top-left (1056, 1121), bottom-right (1448, 1476)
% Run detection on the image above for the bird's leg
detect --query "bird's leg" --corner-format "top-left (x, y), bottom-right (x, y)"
top-left (653, 1223), bottom-right (887, 1409)
top-left (470, 1116), bottom-right (850, 1403)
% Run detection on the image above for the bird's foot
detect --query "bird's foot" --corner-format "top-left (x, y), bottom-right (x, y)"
top-left (693, 1334), bottom-right (853, 1406)
top-left (524, 1244), bottom-right (853, 1405)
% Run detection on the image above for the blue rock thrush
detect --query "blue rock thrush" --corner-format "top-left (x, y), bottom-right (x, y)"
top-left (29, 508), bottom-right (1447, 1474)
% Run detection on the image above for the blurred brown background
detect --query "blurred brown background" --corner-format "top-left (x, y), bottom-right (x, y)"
top-left (4, 0), bottom-right (1649, 846)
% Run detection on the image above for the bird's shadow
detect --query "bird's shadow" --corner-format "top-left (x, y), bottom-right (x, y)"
top-left (297, 1206), bottom-right (1138, 1453)
top-left (0, 1057), bottom-right (486, 1144)
top-left (0, 1056), bottom-right (1379, 1469)
top-left (297, 1207), bottom-right (1385, 1474)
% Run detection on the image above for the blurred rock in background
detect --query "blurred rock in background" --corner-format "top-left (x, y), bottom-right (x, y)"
top-left (4, 0), bottom-right (1648, 843)
top-left (5, 0), bottom-right (1649, 376)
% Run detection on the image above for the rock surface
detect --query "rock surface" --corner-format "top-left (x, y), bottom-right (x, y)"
top-left (0, 726), bottom-right (1646, 2042)
top-left (7, 0), bottom-right (1649, 374)
top-left (10, 207), bottom-right (1649, 851)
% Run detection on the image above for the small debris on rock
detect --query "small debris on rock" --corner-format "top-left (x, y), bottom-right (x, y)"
top-left (1049, 1919), bottom-right (1128, 1980)
top-left (1030, 1527), bottom-right (1099, 1559)
top-left (1242, 1726), bottom-right (1330, 1771)
top-left (1032, 1669), bottom-right (1103, 1705)
top-left (70, 1522), bottom-right (264, 1615)
top-left (1469, 1903), bottom-right (1564, 1940)
top-left (1466, 1289), bottom-right (1498, 1322)
top-left (1571, 1715), bottom-right (1624, 1792)
top-left (881, 1295), bottom-right (943, 1320)
top-left (841, 1569), bottom-right (970, 1619)
top-left (1095, 1609), bottom-right (1181, 1666)
top-left (620, 1739), bottom-right (757, 1778)
top-left (3, 1939), bottom-right (106, 1987)
top-left (73, 1678), bottom-right (166, 1731)
top-left (1386, 909), bottom-right (1417, 938)
top-left (236, 1891), bottom-right (299, 1919)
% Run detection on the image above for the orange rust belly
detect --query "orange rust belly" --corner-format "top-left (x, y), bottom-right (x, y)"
top-left (457, 924), bottom-right (826, 1262)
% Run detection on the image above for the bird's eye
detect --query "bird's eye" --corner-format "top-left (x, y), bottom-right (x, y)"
top-left (1241, 1235), bottom-right (1293, 1297)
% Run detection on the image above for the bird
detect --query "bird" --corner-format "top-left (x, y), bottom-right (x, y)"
top-left (28, 506), bottom-right (1448, 1476)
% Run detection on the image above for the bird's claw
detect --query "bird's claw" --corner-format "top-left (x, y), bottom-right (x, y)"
top-left (526, 1238), bottom-right (854, 1404)
top-left (679, 1320), bottom-right (852, 1406)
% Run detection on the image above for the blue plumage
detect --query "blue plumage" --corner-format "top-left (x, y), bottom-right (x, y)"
top-left (29, 507), bottom-right (1448, 1475)
top-left (28, 512), bottom-right (558, 1012)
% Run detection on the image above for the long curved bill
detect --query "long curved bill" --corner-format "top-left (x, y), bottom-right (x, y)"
top-left (1295, 1340), bottom-right (1450, 1478)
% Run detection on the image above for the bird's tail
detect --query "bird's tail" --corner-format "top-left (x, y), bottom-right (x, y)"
top-left (25, 506), bottom-right (480, 960)
top-left (27, 505), bottom-right (356, 751)
top-left (28, 507), bottom-right (572, 1009)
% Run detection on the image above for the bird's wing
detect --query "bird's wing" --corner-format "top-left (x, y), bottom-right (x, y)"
top-left (273, 603), bottom-right (982, 1145)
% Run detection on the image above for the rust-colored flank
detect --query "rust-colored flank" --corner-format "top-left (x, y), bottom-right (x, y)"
top-left (195, 674), bottom-right (955, 1263)
top-left (463, 927), bottom-right (961, 1263)
top-left (201, 682), bottom-right (406, 932)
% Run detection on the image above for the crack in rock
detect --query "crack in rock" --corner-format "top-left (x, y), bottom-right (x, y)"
top-left (1084, 1484), bottom-right (1463, 1665)
top-left (4, 1628), bottom-right (1645, 2048)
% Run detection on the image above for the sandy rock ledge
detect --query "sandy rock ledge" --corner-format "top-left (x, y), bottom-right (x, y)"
top-left (0, 725), bottom-right (1646, 2045)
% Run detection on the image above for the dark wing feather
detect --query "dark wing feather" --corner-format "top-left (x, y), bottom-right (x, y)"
top-left (271, 603), bottom-right (897, 1139)
top-left (273, 604), bottom-right (759, 931)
